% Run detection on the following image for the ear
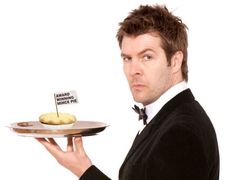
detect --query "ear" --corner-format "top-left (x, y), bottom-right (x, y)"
top-left (171, 51), bottom-right (183, 74)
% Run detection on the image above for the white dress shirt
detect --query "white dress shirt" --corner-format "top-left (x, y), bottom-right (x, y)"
top-left (138, 81), bottom-right (188, 134)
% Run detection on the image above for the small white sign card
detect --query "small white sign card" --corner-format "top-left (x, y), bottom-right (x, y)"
top-left (54, 90), bottom-right (78, 117)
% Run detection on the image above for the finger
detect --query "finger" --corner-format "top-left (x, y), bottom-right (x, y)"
top-left (74, 137), bottom-right (85, 154)
top-left (36, 138), bottom-right (63, 159)
top-left (35, 137), bottom-right (46, 142)
top-left (36, 137), bottom-right (49, 144)
top-left (67, 137), bottom-right (73, 152)
top-left (48, 138), bottom-right (61, 150)
top-left (48, 138), bottom-right (57, 144)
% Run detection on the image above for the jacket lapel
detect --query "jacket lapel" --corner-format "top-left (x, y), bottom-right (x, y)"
top-left (124, 123), bottom-right (153, 162)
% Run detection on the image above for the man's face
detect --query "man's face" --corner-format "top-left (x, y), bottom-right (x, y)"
top-left (121, 33), bottom-right (174, 105)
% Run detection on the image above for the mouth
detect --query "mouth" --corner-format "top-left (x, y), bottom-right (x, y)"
top-left (131, 83), bottom-right (146, 91)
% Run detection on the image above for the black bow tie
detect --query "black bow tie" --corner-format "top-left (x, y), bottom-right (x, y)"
top-left (132, 105), bottom-right (148, 125)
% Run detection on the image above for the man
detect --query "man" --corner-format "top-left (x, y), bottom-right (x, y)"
top-left (37, 4), bottom-right (219, 180)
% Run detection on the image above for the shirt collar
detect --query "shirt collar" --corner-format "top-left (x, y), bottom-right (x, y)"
top-left (144, 81), bottom-right (188, 124)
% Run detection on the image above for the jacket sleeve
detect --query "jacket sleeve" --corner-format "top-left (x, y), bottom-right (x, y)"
top-left (146, 125), bottom-right (209, 180)
top-left (80, 165), bottom-right (111, 180)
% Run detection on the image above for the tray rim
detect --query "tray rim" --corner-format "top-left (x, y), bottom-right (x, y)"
top-left (7, 120), bottom-right (108, 138)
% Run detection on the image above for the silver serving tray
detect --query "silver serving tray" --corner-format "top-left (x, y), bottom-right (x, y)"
top-left (8, 121), bottom-right (108, 138)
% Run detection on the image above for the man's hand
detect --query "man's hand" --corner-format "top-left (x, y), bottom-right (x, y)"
top-left (36, 137), bottom-right (92, 177)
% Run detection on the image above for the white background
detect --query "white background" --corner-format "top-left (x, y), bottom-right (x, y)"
top-left (0, 0), bottom-right (235, 179)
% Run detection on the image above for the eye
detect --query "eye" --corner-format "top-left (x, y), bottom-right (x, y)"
top-left (142, 55), bottom-right (153, 61)
top-left (122, 56), bottom-right (132, 62)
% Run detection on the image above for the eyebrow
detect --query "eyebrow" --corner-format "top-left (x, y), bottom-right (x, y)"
top-left (121, 48), bottom-right (155, 57)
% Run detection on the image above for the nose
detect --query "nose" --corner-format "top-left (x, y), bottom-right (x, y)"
top-left (129, 59), bottom-right (142, 76)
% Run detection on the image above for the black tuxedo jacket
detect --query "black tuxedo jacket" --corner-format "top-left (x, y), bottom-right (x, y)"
top-left (80, 89), bottom-right (219, 180)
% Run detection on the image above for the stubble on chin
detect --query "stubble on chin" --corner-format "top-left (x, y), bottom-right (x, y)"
top-left (131, 88), bottom-right (145, 103)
